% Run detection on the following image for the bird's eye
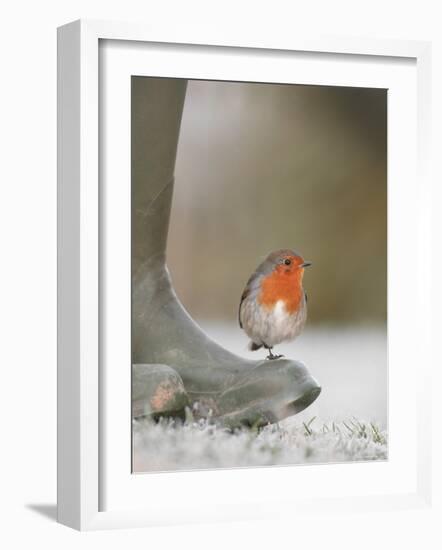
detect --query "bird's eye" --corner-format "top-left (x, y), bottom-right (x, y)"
top-left (284, 258), bottom-right (291, 266)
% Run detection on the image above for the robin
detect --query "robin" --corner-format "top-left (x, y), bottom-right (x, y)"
top-left (239, 249), bottom-right (312, 360)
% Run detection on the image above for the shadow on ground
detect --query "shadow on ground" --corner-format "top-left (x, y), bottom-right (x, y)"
top-left (26, 504), bottom-right (57, 522)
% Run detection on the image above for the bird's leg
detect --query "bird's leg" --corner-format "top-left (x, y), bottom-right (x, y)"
top-left (266, 347), bottom-right (284, 361)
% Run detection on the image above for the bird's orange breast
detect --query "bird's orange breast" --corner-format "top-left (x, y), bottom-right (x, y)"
top-left (258, 269), bottom-right (304, 314)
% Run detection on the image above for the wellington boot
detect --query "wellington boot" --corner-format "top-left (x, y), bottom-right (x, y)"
top-left (132, 77), bottom-right (321, 428)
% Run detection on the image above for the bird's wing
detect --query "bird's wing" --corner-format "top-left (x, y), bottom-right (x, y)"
top-left (238, 287), bottom-right (249, 329)
top-left (238, 271), bottom-right (262, 329)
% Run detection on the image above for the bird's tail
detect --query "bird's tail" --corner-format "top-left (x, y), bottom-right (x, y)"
top-left (249, 341), bottom-right (262, 352)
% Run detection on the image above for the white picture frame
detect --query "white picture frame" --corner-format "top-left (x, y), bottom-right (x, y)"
top-left (57, 19), bottom-right (432, 531)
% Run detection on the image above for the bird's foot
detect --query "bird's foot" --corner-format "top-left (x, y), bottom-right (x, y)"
top-left (266, 353), bottom-right (284, 361)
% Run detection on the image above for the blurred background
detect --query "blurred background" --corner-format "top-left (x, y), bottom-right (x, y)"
top-left (169, 80), bottom-right (387, 324)
top-left (166, 79), bottom-right (388, 426)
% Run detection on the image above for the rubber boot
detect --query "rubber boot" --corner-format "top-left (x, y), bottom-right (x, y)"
top-left (131, 77), bottom-right (321, 428)
top-left (132, 364), bottom-right (189, 420)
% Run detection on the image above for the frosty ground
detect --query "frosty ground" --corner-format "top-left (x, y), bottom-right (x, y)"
top-left (133, 416), bottom-right (387, 472)
top-left (133, 325), bottom-right (387, 472)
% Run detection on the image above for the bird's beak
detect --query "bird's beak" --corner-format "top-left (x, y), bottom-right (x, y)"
top-left (301, 261), bottom-right (312, 268)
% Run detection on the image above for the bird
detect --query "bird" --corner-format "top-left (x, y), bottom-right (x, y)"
top-left (238, 249), bottom-right (312, 360)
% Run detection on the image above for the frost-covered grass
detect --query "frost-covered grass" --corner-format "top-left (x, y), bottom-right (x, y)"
top-left (133, 416), bottom-right (387, 473)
